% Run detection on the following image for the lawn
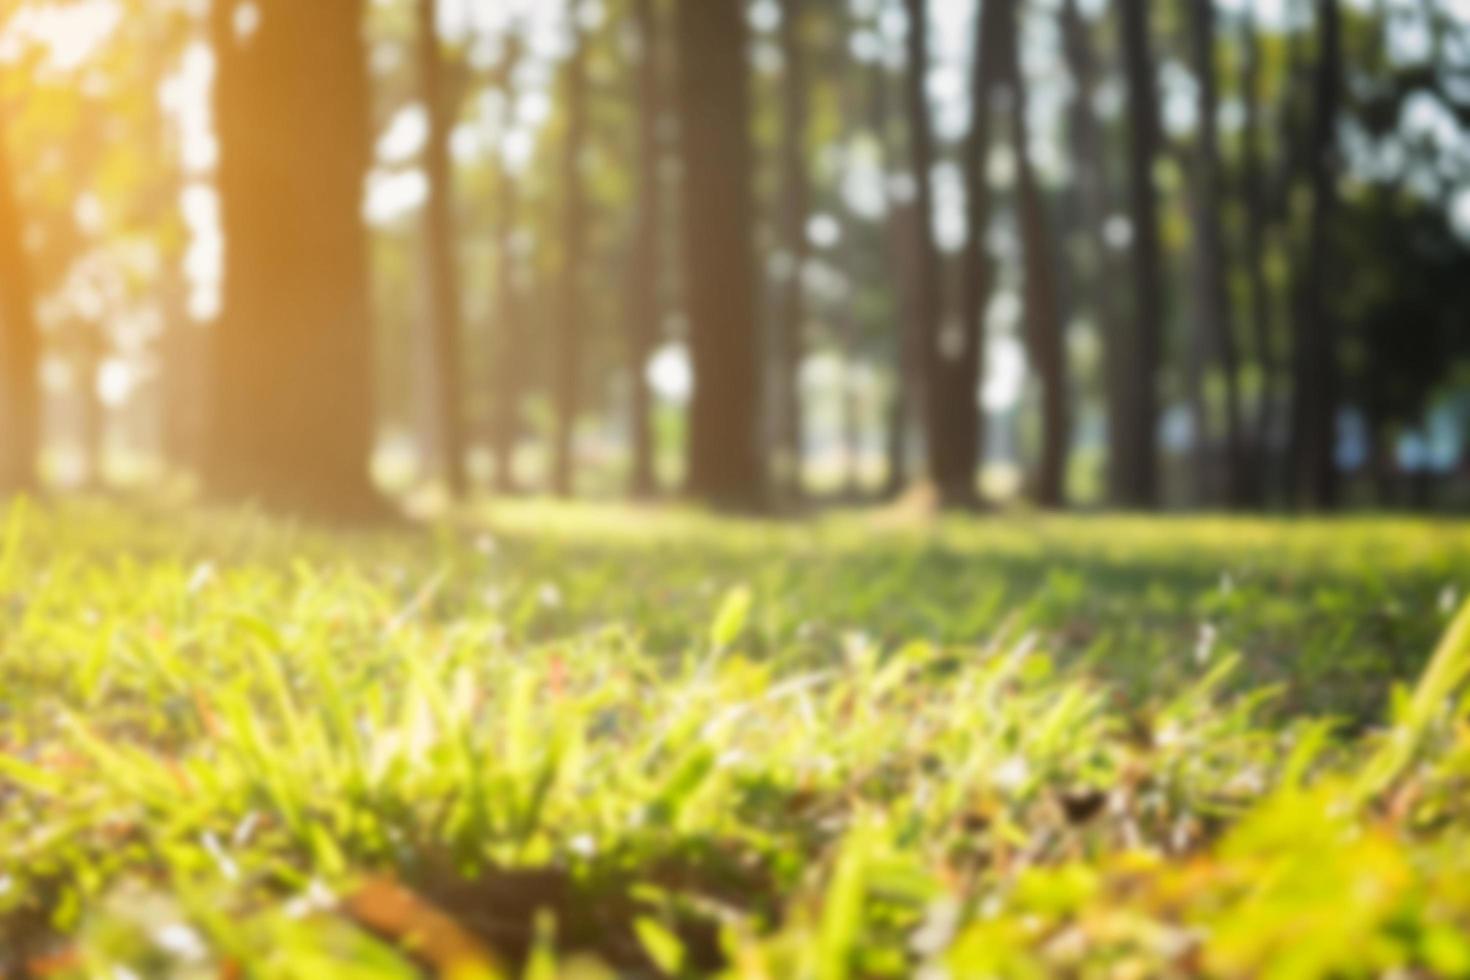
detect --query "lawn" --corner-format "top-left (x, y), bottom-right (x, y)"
top-left (3, 499), bottom-right (1470, 977)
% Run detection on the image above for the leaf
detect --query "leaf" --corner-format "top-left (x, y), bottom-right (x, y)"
top-left (709, 585), bottom-right (754, 650)
top-left (344, 877), bottom-right (508, 980)
top-left (817, 821), bottom-right (882, 980)
top-left (1354, 597), bottom-right (1470, 804)
top-left (634, 917), bottom-right (686, 975)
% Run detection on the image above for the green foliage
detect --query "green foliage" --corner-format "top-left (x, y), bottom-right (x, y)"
top-left (2, 501), bottom-right (1470, 976)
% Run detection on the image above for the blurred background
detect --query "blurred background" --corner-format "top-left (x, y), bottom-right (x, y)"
top-left (0, 0), bottom-right (1467, 516)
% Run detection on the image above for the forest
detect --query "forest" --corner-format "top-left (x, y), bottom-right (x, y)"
top-left (0, 0), bottom-right (1466, 514)
top-left (3, 0), bottom-right (1470, 977)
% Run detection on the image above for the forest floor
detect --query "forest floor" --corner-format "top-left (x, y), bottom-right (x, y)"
top-left (3, 499), bottom-right (1470, 976)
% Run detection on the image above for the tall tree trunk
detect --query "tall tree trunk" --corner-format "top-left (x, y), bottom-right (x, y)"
top-left (417, 0), bottom-right (467, 498)
top-left (0, 103), bottom-right (40, 494)
top-left (775, 0), bottom-right (811, 500)
top-left (884, 201), bottom-right (923, 498)
top-left (627, 0), bottom-right (664, 499)
top-left (208, 0), bottom-right (381, 517)
top-left (1238, 4), bottom-right (1276, 505)
top-left (1186, 0), bottom-right (1245, 508)
top-left (159, 263), bottom-right (205, 475)
top-left (829, 0), bottom-right (864, 501)
top-left (1000, 0), bottom-right (1067, 508)
top-left (904, 0), bottom-right (978, 507)
top-left (1060, 0), bottom-right (1123, 508)
top-left (490, 39), bottom-right (525, 496)
top-left (1116, 0), bottom-right (1164, 509)
top-left (954, 0), bottom-right (1006, 507)
top-left (1279, 0), bottom-right (1311, 506)
top-left (674, 0), bottom-right (765, 508)
top-left (1296, 0), bottom-right (1342, 509)
top-left (552, 14), bottom-right (589, 498)
top-left (869, 29), bottom-right (916, 499)
top-left (839, 308), bottom-right (864, 497)
top-left (75, 328), bottom-right (106, 489)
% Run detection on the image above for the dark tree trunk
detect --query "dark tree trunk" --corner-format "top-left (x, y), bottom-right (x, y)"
top-left (884, 202), bottom-right (923, 498)
top-left (1116, 0), bottom-right (1164, 509)
top-left (674, 0), bottom-right (765, 508)
top-left (832, 0), bottom-right (870, 502)
top-left (839, 308), bottom-right (863, 498)
top-left (868, 34), bottom-right (917, 499)
top-left (552, 17), bottom-right (589, 498)
top-left (417, 0), bottom-right (467, 498)
top-left (627, 0), bottom-right (664, 499)
top-left (775, 0), bottom-right (811, 500)
top-left (1060, 0), bottom-right (1123, 507)
top-left (208, 0), bottom-right (381, 517)
top-left (490, 37), bottom-right (525, 496)
top-left (1279, 0), bottom-right (1312, 507)
top-left (1186, 0), bottom-right (1245, 508)
top-left (1238, 5), bottom-right (1276, 506)
top-left (1296, 0), bottom-right (1342, 509)
top-left (953, 0), bottom-right (1007, 507)
top-left (903, 0), bottom-right (978, 507)
top-left (0, 105), bottom-right (40, 494)
top-left (1000, 0), bottom-right (1067, 508)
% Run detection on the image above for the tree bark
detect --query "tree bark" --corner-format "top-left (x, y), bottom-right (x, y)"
top-left (1296, 0), bottom-right (1342, 509)
top-left (1238, 5), bottom-right (1276, 505)
top-left (953, 0), bottom-right (1007, 507)
top-left (490, 37), bottom-right (525, 495)
top-left (0, 103), bottom-right (40, 494)
top-left (1116, 0), bottom-right (1164, 509)
top-left (626, 0), bottom-right (664, 499)
top-left (208, 0), bottom-right (382, 517)
top-left (417, 0), bottom-right (468, 498)
top-left (775, 0), bottom-right (812, 501)
top-left (868, 27), bottom-right (917, 499)
top-left (903, 0), bottom-right (978, 507)
top-left (552, 13), bottom-right (589, 498)
top-left (1000, 0), bottom-right (1068, 508)
top-left (674, 0), bottom-right (765, 508)
top-left (1186, 0), bottom-right (1245, 508)
top-left (884, 201), bottom-right (923, 498)
top-left (1060, 0), bottom-right (1123, 508)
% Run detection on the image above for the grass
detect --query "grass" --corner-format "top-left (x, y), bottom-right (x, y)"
top-left (2, 499), bottom-right (1470, 977)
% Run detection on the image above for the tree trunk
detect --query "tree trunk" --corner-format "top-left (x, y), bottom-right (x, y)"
top-left (552, 14), bottom-right (589, 498)
top-left (954, 0), bottom-right (1007, 507)
top-left (775, 0), bottom-right (811, 501)
top-left (0, 104), bottom-right (40, 494)
top-left (903, 0), bottom-right (977, 507)
top-left (839, 308), bottom-right (864, 498)
top-left (1000, 0), bottom-right (1067, 508)
top-left (208, 0), bottom-right (381, 517)
top-left (884, 202), bottom-right (923, 498)
top-left (674, 0), bottom-right (765, 508)
top-left (869, 30), bottom-right (917, 499)
top-left (1116, 0), bottom-right (1163, 509)
top-left (1238, 5), bottom-right (1276, 506)
top-left (417, 0), bottom-right (467, 498)
top-left (1060, 0), bottom-right (1123, 508)
top-left (489, 36), bottom-right (525, 496)
top-left (1186, 0), bottom-right (1245, 508)
top-left (1279, 0), bottom-right (1312, 507)
top-left (627, 0), bottom-right (664, 499)
top-left (75, 329), bottom-right (106, 489)
top-left (1296, 0), bottom-right (1342, 509)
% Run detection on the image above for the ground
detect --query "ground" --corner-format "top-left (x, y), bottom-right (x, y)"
top-left (2, 499), bottom-right (1470, 977)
